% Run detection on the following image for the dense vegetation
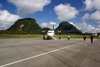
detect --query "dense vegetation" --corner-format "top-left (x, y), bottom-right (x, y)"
top-left (98, 33), bottom-right (100, 35)
top-left (56, 22), bottom-right (83, 34)
top-left (8, 18), bottom-right (42, 31)
top-left (42, 27), bottom-right (51, 30)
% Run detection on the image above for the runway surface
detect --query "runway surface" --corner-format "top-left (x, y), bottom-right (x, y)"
top-left (0, 38), bottom-right (100, 67)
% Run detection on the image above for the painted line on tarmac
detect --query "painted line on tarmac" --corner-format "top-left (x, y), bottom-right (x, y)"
top-left (0, 41), bottom-right (89, 67)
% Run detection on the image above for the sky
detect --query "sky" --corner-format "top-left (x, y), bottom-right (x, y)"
top-left (0, 0), bottom-right (100, 33)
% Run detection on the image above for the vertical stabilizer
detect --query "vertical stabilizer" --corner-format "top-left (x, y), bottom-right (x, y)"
top-left (53, 24), bottom-right (54, 30)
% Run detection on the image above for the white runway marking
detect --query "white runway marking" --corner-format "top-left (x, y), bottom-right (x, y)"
top-left (0, 41), bottom-right (88, 67)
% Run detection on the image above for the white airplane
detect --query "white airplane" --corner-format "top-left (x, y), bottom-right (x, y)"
top-left (46, 30), bottom-right (56, 40)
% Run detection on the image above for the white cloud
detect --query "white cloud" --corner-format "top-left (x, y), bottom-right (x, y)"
top-left (8, 0), bottom-right (51, 16)
top-left (40, 22), bottom-right (59, 29)
top-left (96, 25), bottom-right (100, 32)
top-left (50, 22), bottom-right (56, 25)
top-left (84, 0), bottom-right (100, 10)
top-left (90, 10), bottom-right (100, 23)
top-left (81, 13), bottom-right (90, 22)
top-left (41, 23), bottom-right (47, 27)
top-left (69, 22), bottom-right (76, 26)
top-left (77, 22), bottom-right (96, 33)
top-left (0, 10), bottom-right (21, 30)
top-left (81, 11), bottom-right (100, 24)
top-left (69, 22), bottom-right (100, 33)
top-left (54, 4), bottom-right (79, 21)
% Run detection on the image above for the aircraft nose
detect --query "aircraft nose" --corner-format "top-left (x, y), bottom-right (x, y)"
top-left (47, 33), bottom-right (51, 36)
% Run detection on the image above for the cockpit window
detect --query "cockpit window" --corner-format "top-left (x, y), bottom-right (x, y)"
top-left (48, 32), bottom-right (52, 33)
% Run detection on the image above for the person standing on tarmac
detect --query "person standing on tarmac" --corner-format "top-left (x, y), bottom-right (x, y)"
top-left (90, 34), bottom-right (94, 43)
top-left (68, 35), bottom-right (70, 40)
top-left (83, 35), bottom-right (86, 43)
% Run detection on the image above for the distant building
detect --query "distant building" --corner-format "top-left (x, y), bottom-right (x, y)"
top-left (93, 33), bottom-right (98, 37)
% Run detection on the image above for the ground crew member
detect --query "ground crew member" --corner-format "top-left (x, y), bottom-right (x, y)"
top-left (68, 35), bottom-right (70, 40)
top-left (83, 35), bottom-right (86, 43)
top-left (90, 34), bottom-right (94, 43)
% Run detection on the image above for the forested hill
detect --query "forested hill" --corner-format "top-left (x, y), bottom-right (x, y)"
top-left (56, 21), bottom-right (82, 34)
top-left (8, 18), bottom-right (42, 31)
top-left (7, 18), bottom-right (82, 34)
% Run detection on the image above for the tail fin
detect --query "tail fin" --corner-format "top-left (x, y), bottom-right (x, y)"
top-left (53, 24), bottom-right (54, 30)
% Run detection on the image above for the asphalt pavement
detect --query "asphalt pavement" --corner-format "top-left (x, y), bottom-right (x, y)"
top-left (0, 38), bottom-right (100, 67)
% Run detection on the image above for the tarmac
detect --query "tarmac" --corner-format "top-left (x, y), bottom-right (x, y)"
top-left (0, 38), bottom-right (100, 67)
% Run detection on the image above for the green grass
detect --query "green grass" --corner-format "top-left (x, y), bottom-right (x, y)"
top-left (0, 34), bottom-right (43, 38)
top-left (62, 35), bottom-right (89, 38)
top-left (0, 34), bottom-right (99, 39)
top-left (55, 35), bottom-right (100, 39)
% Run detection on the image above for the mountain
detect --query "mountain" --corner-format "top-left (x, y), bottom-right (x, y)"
top-left (56, 21), bottom-right (82, 34)
top-left (8, 18), bottom-right (42, 31)
top-left (7, 18), bottom-right (82, 34)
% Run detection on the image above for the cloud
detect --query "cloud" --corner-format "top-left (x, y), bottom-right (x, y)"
top-left (8, 0), bottom-right (51, 16)
top-left (81, 11), bottom-right (100, 23)
top-left (90, 10), bottom-right (100, 23)
top-left (0, 10), bottom-right (21, 30)
top-left (76, 22), bottom-right (96, 33)
top-left (40, 22), bottom-right (59, 29)
top-left (69, 22), bottom-right (76, 26)
top-left (96, 25), bottom-right (100, 32)
top-left (84, 0), bottom-right (100, 10)
top-left (79, 11), bottom-right (100, 33)
top-left (81, 13), bottom-right (90, 22)
top-left (54, 4), bottom-right (79, 21)
top-left (69, 22), bottom-right (100, 33)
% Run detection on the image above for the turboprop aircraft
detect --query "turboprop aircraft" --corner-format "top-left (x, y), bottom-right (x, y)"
top-left (42, 29), bottom-right (56, 40)
top-left (43, 30), bottom-right (56, 40)
top-left (42, 24), bottom-right (57, 40)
